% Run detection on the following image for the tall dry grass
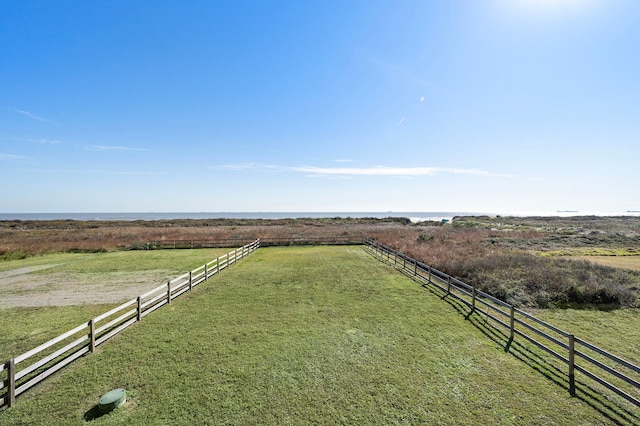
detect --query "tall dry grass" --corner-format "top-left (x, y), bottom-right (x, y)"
top-left (2, 218), bottom-right (638, 308)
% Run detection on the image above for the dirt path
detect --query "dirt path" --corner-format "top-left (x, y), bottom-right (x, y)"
top-left (0, 268), bottom-right (172, 308)
top-left (0, 264), bottom-right (61, 279)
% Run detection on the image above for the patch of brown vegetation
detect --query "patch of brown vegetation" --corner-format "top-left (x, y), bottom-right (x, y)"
top-left (2, 216), bottom-right (639, 308)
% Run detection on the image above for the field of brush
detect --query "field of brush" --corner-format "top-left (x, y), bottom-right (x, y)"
top-left (1, 216), bottom-right (639, 423)
top-left (2, 215), bottom-right (639, 309)
top-left (2, 246), bottom-right (638, 425)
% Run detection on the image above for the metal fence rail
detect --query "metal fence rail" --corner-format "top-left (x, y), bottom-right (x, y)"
top-left (0, 240), bottom-right (260, 409)
top-left (363, 237), bottom-right (640, 409)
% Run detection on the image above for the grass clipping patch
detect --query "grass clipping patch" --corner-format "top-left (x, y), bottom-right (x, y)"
top-left (1, 247), bottom-right (628, 425)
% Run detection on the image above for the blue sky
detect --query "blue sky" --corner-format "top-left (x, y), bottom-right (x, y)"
top-left (2, 0), bottom-right (639, 214)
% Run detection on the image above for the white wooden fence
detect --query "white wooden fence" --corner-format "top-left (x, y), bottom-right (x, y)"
top-left (0, 239), bottom-right (260, 408)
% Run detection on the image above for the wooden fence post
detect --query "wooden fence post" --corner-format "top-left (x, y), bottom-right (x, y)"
top-left (569, 335), bottom-right (576, 396)
top-left (509, 305), bottom-right (515, 341)
top-left (447, 276), bottom-right (452, 296)
top-left (414, 259), bottom-right (417, 276)
top-left (189, 271), bottom-right (193, 290)
top-left (89, 319), bottom-right (96, 353)
top-left (8, 358), bottom-right (15, 407)
top-left (428, 266), bottom-right (432, 283)
top-left (167, 281), bottom-right (171, 305)
top-left (205, 264), bottom-right (208, 279)
top-left (217, 257), bottom-right (220, 274)
top-left (137, 296), bottom-right (142, 321)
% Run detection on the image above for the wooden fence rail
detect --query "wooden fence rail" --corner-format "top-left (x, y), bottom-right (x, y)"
top-left (0, 239), bottom-right (260, 409)
top-left (362, 238), bottom-right (640, 409)
top-left (142, 236), bottom-right (364, 250)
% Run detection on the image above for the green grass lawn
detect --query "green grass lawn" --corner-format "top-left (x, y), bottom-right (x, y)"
top-left (31, 248), bottom-right (231, 274)
top-left (1, 246), bottom-right (638, 425)
top-left (534, 307), bottom-right (640, 366)
top-left (0, 253), bottom-right (88, 273)
top-left (0, 248), bottom-right (230, 358)
top-left (0, 305), bottom-right (118, 362)
top-left (0, 248), bottom-right (230, 275)
top-left (571, 255), bottom-right (640, 272)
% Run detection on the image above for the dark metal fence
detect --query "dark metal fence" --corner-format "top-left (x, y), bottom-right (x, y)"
top-left (363, 237), bottom-right (640, 409)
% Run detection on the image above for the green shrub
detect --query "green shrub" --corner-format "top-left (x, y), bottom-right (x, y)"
top-left (451, 253), bottom-right (639, 309)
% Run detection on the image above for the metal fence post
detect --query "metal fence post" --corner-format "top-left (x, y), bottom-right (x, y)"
top-left (167, 281), bottom-right (171, 305)
top-left (472, 287), bottom-right (476, 313)
top-left (510, 305), bottom-right (515, 341)
top-left (189, 271), bottom-right (193, 290)
top-left (137, 296), bottom-right (142, 321)
top-left (447, 276), bottom-right (452, 296)
top-left (428, 266), bottom-right (432, 283)
top-left (569, 335), bottom-right (576, 396)
top-left (205, 264), bottom-right (208, 279)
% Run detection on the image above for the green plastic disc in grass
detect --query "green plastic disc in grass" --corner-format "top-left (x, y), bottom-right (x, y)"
top-left (98, 388), bottom-right (126, 413)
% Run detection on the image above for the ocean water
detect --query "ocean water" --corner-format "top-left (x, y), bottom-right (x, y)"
top-left (0, 212), bottom-right (473, 223)
top-left (1, 211), bottom-right (638, 223)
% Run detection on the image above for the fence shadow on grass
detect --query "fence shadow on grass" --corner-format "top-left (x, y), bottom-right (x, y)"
top-left (365, 240), bottom-right (640, 425)
top-left (391, 260), bottom-right (640, 426)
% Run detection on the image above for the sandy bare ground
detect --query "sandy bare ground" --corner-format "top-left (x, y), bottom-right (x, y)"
top-left (0, 266), bottom-right (173, 308)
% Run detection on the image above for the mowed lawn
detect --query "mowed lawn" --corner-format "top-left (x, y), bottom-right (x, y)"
top-left (0, 248), bottom-right (230, 358)
top-left (572, 255), bottom-right (640, 272)
top-left (1, 246), bottom-right (634, 425)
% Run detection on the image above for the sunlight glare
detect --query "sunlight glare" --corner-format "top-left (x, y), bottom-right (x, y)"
top-left (493, 0), bottom-right (601, 22)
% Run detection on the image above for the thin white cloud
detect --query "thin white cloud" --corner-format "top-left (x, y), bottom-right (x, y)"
top-left (10, 108), bottom-right (58, 124)
top-left (4, 138), bottom-right (147, 152)
top-left (89, 145), bottom-right (149, 152)
top-left (293, 166), bottom-right (438, 176)
top-left (210, 162), bottom-right (261, 171)
top-left (105, 171), bottom-right (166, 175)
top-left (17, 167), bottom-right (165, 175)
top-left (397, 116), bottom-right (406, 126)
top-left (292, 165), bottom-right (507, 177)
top-left (0, 153), bottom-right (34, 161)
top-left (212, 162), bottom-right (512, 178)
top-left (1, 137), bottom-right (61, 145)
top-left (334, 159), bottom-right (355, 163)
